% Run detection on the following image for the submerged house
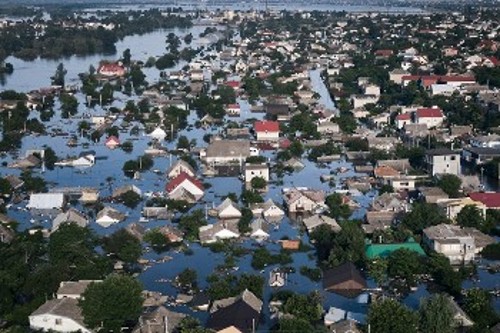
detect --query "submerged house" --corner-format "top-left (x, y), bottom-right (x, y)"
top-left (96, 206), bottom-right (126, 227)
top-left (323, 262), bottom-right (367, 298)
top-left (250, 199), bottom-right (285, 220)
top-left (165, 172), bottom-right (204, 202)
top-left (216, 198), bottom-right (242, 219)
top-left (52, 208), bottom-right (89, 232)
top-left (282, 188), bottom-right (326, 213)
top-left (199, 220), bottom-right (240, 244)
top-left (29, 298), bottom-right (91, 333)
top-left (207, 289), bottom-right (263, 333)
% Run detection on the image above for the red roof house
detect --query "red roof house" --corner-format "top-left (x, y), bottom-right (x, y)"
top-left (105, 136), bottom-right (120, 149)
top-left (401, 75), bottom-right (475, 88)
top-left (165, 172), bottom-right (204, 202)
top-left (375, 49), bottom-right (394, 58)
top-left (225, 81), bottom-right (241, 90)
top-left (416, 107), bottom-right (444, 128)
top-left (255, 121), bottom-right (280, 141)
top-left (98, 63), bottom-right (126, 77)
top-left (395, 113), bottom-right (412, 129)
top-left (469, 192), bottom-right (500, 209)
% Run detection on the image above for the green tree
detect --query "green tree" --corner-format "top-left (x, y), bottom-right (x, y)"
top-left (238, 208), bottom-right (253, 234)
top-left (177, 135), bottom-right (190, 150)
top-left (426, 253), bottom-right (463, 296)
top-left (240, 189), bottom-right (264, 204)
top-left (250, 176), bottom-right (266, 189)
top-left (367, 299), bottom-right (418, 333)
top-left (456, 205), bottom-right (486, 230)
top-left (144, 229), bottom-right (171, 252)
top-left (277, 318), bottom-right (314, 332)
top-left (288, 140), bottom-right (304, 157)
top-left (122, 48), bottom-right (131, 66)
top-left (178, 210), bottom-right (206, 240)
top-left (387, 248), bottom-right (423, 283)
top-left (402, 202), bottom-right (448, 233)
top-left (120, 190), bottom-right (142, 208)
top-left (463, 288), bottom-right (499, 331)
top-left (0, 178), bottom-right (12, 196)
top-left (43, 147), bottom-right (58, 170)
top-left (51, 63), bottom-right (66, 86)
top-left (437, 174), bottom-right (462, 198)
top-left (368, 259), bottom-right (388, 286)
top-left (80, 275), bottom-right (143, 332)
top-left (103, 229), bottom-right (142, 263)
top-left (418, 294), bottom-right (454, 333)
top-left (49, 224), bottom-right (111, 280)
top-left (325, 193), bottom-right (351, 220)
top-left (177, 268), bottom-right (197, 291)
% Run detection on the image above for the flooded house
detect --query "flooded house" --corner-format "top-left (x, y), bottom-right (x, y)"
top-left (244, 163), bottom-right (269, 183)
top-left (323, 262), bottom-right (367, 297)
top-left (96, 206), bottom-right (126, 227)
top-left (27, 193), bottom-right (66, 212)
top-left (302, 214), bottom-right (341, 234)
top-left (167, 159), bottom-right (196, 179)
top-left (206, 289), bottom-right (263, 333)
top-left (165, 172), bottom-right (204, 202)
top-left (216, 198), bottom-right (242, 219)
top-left (199, 220), bottom-right (240, 244)
top-left (202, 140), bottom-right (258, 166)
top-left (250, 199), bottom-right (285, 220)
top-left (52, 208), bottom-right (89, 232)
top-left (132, 306), bottom-right (186, 333)
top-left (254, 120), bottom-right (280, 141)
top-left (282, 188), bottom-right (326, 213)
top-left (250, 217), bottom-right (270, 240)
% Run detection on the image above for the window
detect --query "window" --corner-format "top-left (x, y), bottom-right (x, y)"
top-left (451, 156), bottom-right (456, 160)
top-left (55, 319), bottom-right (62, 325)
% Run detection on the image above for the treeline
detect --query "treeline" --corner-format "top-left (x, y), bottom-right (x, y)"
top-left (0, 9), bottom-right (192, 61)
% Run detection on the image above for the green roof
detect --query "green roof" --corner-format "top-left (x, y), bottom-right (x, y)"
top-left (365, 240), bottom-right (426, 259)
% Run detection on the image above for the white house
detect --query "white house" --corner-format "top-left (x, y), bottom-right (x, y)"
top-left (29, 298), bottom-right (91, 333)
top-left (470, 134), bottom-right (500, 148)
top-left (199, 221), bottom-right (240, 244)
top-left (202, 140), bottom-right (258, 165)
top-left (216, 198), bottom-right (242, 219)
top-left (149, 127), bottom-right (167, 141)
top-left (27, 193), bottom-right (65, 211)
top-left (254, 121), bottom-right (280, 141)
top-left (226, 104), bottom-right (241, 116)
top-left (251, 199), bottom-right (285, 220)
top-left (54, 154), bottom-right (95, 168)
top-left (350, 94), bottom-right (378, 109)
top-left (250, 217), bottom-right (270, 240)
top-left (96, 206), bottom-right (125, 227)
top-left (423, 224), bottom-right (495, 264)
top-left (416, 107), bottom-right (444, 128)
top-left (425, 148), bottom-right (460, 176)
top-left (245, 163), bottom-right (269, 183)
top-left (167, 160), bottom-right (196, 179)
top-left (283, 188), bottom-right (326, 213)
top-left (395, 113), bottom-right (411, 129)
top-left (165, 172), bottom-right (204, 202)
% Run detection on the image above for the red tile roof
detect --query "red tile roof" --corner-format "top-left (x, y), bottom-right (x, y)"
top-left (165, 172), bottom-right (204, 193)
top-left (416, 108), bottom-right (443, 118)
top-left (375, 49), bottom-right (393, 57)
top-left (227, 103), bottom-right (240, 109)
top-left (469, 192), bottom-right (500, 208)
top-left (225, 81), bottom-right (241, 89)
top-left (396, 113), bottom-right (411, 121)
top-left (255, 121), bottom-right (280, 133)
top-left (106, 136), bottom-right (120, 144)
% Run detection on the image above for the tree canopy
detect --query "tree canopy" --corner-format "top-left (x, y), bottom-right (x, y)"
top-left (80, 275), bottom-right (143, 332)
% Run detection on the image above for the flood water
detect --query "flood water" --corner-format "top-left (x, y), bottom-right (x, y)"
top-left (0, 6), bottom-right (498, 328)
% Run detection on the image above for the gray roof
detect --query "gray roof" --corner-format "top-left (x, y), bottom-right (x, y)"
top-left (303, 214), bottom-right (341, 233)
top-left (57, 280), bottom-right (100, 297)
top-left (133, 306), bottom-right (186, 333)
top-left (426, 148), bottom-right (459, 156)
top-left (30, 298), bottom-right (85, 326)
top-left (206, 140), bottom-right (251, 158)
top-left (0, 224), bottom-right (15, 243)
top-left (97, 206), bottom-right (126, 222)
top-left (211, 289), bottom-right (262, 314)
top-left (423, 224), bottom-right (495, 249)
top-left (52, 208), bottom-right (89, 231)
